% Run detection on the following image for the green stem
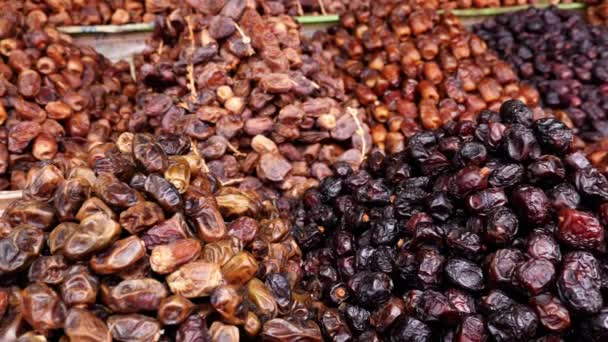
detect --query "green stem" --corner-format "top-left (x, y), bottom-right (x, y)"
top-left (58, 22), bottom-right (155, 34)
top-left (440, 2), bottom-right (586, 16)
top-left (295, 14), bottom-right (340, 24)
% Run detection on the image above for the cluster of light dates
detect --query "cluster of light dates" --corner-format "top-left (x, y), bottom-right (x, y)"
top-left (0, 132), bottom-right (321, 341)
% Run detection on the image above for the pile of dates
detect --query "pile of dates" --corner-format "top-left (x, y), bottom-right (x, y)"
top-left (309, 2), bottom-right (542, 157)
top-left (265, 0), bottom-right (347, 16)
top-left (131, 0), bottom-right (370, 199)
top-left (587, 0), bottom-right (608, 26)
top-left (474, 7), bottom-right (608, 141)
top-left (0, 5), bottom-right (136, 190)
top-left (408, 0), bottom-right (556, 10)
top-left (290, 100), bottom-right (608, 341)
top-left (3, 0), bottom-right (178, 26)
top-left (0, 132), bottom-right (317, 341)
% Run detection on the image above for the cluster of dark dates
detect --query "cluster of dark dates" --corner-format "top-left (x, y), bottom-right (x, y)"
top-left (0, 133), bottom-right (322, 341)
top-left (474, 7), bottom-right (608, 142)
top-left (290, 100), bottom-right (608, 341)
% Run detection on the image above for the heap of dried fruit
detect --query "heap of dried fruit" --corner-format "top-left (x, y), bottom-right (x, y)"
top-left (289, 100), bottom-right (608, 340)
top-left (3, 0), bottom-right (177, 26)
top-left (309, 4), bottom-right (542, 157)
top-left (261, 0), bottom-right (347, 16)
top-left (131, 1), bottom-right (370, 199)
top-left (274, 0), bottom-right (569, 16)
top-left (0, 6), bottom-right (136, 190)
top-left (408, 0), bottom-right (567, 10)
top-left (474, 7), bottom-right (608, 141)
top-left (587, 0), bottom-right (608, 25)
top-left (0, 132), bottom-right (316, 341)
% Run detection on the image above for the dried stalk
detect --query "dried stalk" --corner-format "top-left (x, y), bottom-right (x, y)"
top-left (296, 0), bottom-right (304, 16)
top-left (233, 22), bottom-right (251, 45)
top-left (318, 0), bottom-right (327, 15)
top-left (185, 16), bottom-right (197, 101)
top-left (157, 40), bottom-right (164, 56)
top-left (233, 22), bottom-right (254, 56)
top-left (128, 56), bottom-right (136, 81)
top-left (220, 178), bottom-right (246, 186)
top-left (190, 137), bottom-right (209, 174)
top-left (226, 140), bottom-right (246, 157)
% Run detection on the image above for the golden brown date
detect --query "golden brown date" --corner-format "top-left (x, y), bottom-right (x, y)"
top-left (90, 236), bottom-right (146, 275)
top-left (28, 255), bottom-right (69, 285)
top-left (0, 225), bottom-right (44, 275)
top-left (64, 308), bottom-right (111, 342)
top-left (4, 199), bottom-right (56, 230)
top-left (60, 265), bottom-right (99, 307)
top-left (57, 212), bottom-right (121, 260)
top-left (101, 278), bottom-right (167, 313)
top-left (150, 238), bottom-right (202, 275)
top-left (222, 252), bottom-right (258, 285)
top-left (166, 260), bottom-right (224, 298)
top-left (119, 201), bottom-right (165, 234)
top-left (22, 283), bottom-right (67, 336)
top-left (183, 186), bottom-right (226, 242)
top-left (141, 213), bottom-right (190, 251)
top-left (158, 295), bottom-right (195, 325)
top-left (107, 314), bottom-right (161, 342)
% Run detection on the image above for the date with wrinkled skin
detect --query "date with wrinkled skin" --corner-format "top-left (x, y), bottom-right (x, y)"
top-left (261, 318), bottom-right (323, 342)
top-left (95, 173), bottom-right (142, 209)
top-left (183, 186), bottom-right (226, 242)
top-left (22, 282), bottom-right (67, 336)
top-left (53, 177), bottom-right (91, 221)
top-left (4, 199), bottom-right (56, 230)
top-left (60, 212), bottom-right (122, 260)
top-left (144, 174), bottom-right (182, 212)
top-left (64, 307), bottom-right (111, 342)
top-left (209, 321), bottom-right (240, 341)
top-left (211, 285), bottom-right (248, 325)
top-left (150, 238), bottom-right (202, 274)
top-left (23, 164), bottom-right (64, 201)
top-left (48, 222), bottom-right (79, 255)
top-left (167, 260), bottom-right (224, 298)
top-left (177, 312), bottom-right (210, 342)
top-left (222, 251), bottom-right (258, 285)
top-left (247, 278), bottom-right (278, 320)
top-left (201, 237), bottom-right (243, 266)
top-left (90, 236), bottom-right (146, 274)
top-left (119, 201), bottom-right (165, 234)
top-left (60, 265), bottom-right (99, 307)
top-left (108, 314), bottom-right (162, 342)
top-left (0, 225), bottom-right (44, 275)
top-left (101, 278), bottom-right (168, 313)
top-left (227, 217), bottom-right (259, 244)
top-left (28, 255), bottom-right (69, 285)
top-left (76, 197), bottom-right (116, 221)
top-left (133, 133), bottom-right (169, 173)
top-left (141, 213), bottom-right (190, 250)
top-left (158, 295), bottom-right (195, 325)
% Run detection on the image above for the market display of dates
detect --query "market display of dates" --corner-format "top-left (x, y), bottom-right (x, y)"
top-left (474, 6), bottom-right (608, 141)
top-left (1, 0), bottom-right (608, 341)
top-left (291, 100), bottom-right (608, 341)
